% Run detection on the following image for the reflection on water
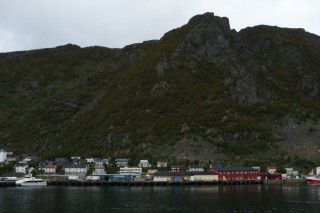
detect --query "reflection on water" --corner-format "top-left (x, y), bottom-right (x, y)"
top-left (1, 185), bottom-right (320, 212)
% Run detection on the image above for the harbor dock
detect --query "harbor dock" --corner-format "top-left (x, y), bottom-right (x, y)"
top-left (1, 179), bottom-right (308, 187)
top-left (46, 179), bottom-right (262, 186)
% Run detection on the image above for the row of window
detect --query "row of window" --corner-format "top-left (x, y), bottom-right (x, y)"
top-left (219, 177), bottom-right (258, 180)
top-left (219, 171), bottom-right (257, 175)
top-left (65, 169), bottom-right (87, 172)
top-left (120, 168), bottom-right (142, 172)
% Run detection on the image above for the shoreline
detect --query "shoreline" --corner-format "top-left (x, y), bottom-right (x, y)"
top-left (0, 179), bottom-right (308, 187)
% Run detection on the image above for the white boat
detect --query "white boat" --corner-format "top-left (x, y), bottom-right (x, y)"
top-left (15, 174), bottom-right (47, 186)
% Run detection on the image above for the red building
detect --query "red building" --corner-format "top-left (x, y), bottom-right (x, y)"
top-left (259, 172), bottom-right (269, 180)
top-left (268, 173), bottom-right (282, 180)
top-left (266, 166), bottom-right (282, 179)
top-left (208, 167), bottom-right (260, 180)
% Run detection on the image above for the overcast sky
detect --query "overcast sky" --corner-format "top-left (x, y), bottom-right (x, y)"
top-left (0, 0), bottom-right (319, 53)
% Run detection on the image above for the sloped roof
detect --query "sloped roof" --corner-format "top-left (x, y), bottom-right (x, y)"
top-left (210, 167), bottom-right (257, 172)
top-left (64, 164), bottom-right (86, 169)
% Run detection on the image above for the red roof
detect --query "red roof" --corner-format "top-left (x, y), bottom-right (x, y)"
top-left (45, 164), bottom-right (57, 169)
top-left (209, 167), bottom-right (257, 172)
top-left (267, 166), bottom-right (277, 169)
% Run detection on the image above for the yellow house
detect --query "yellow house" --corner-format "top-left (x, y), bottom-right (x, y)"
top-left (147, 166), bottom-right (158, 175)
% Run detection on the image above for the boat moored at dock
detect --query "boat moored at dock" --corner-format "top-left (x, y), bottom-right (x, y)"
top-left (306, 167), bottom-right (320, 184)
top-left (15, 174), bottom-right (47, 186)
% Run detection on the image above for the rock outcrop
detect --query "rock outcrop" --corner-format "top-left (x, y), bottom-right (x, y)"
top-left (1, 12), bottom-right (320, 163)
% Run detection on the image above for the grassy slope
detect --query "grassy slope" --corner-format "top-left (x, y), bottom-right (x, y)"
top-left (1, 21), bottom-right (320, 170)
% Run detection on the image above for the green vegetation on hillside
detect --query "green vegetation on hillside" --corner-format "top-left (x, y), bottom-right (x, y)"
top-left (1, 13), bottom-right (320, 166)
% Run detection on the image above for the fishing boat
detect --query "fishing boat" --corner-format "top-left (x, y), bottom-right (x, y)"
top-left (306, 168), bottom-right (320, 184)
top-left (306, 175), bottom-right (320, 184)
top-left (15, 174), bottom-right (47, 186)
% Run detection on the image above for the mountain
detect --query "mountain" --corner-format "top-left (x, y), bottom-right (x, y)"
top-left (1, 12), bottom-right (320, 167)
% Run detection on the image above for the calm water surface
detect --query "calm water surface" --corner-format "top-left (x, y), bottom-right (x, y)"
top-left (1, 185), bottom-right (320, 212)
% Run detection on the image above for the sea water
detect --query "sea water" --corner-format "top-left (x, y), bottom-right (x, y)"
top-left (1, 185), bottom-right (320, 212)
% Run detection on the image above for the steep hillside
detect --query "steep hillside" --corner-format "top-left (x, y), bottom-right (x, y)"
top-left (1, 12), bottom-right (320, 167)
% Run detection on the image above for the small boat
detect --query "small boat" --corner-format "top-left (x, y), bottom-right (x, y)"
top-left (306, 168), bottom-right (320, 184)
top-left (306, 175), bottom-right (320, 184)
top-left (15, 174), bottom-right (47, 186)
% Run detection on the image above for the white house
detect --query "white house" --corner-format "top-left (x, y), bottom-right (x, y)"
top-left (44, 164), bottom-right (57, 175)
top-left (285, 167), bottom-right (299, 178)
top-left (115, 159), bottom-right (129, 167)
top-left (94, 159), bottom-right (104, 167)
top-left (15, 162), bottom-right (29, 173)
top-left (119, 167), bottom-right (142, 178)
top-left (64, 164), bottom-right (88, 177)
top-left (0, 149), bottom-right (6, 163)
top-left (93, 166), bottom-right (106, 175)
top-left (138, 160), bottom-right (151, 168)
top-left (85, 157), bottom-right (95, 164)
top-left (267, 166), bottom-right (277, 174)
top-left (187, 165), bottom-right (204, 172)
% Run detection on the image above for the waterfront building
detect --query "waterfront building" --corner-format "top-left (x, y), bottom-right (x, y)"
top-left (187, 165), bottom-right (204, 172)
top-left (44, 164), bottom-right (57, 175)
top-left (153, 172), bottom-right (218, 182)
top-left (267, 166), bottom-right (277, 174)
top-left (64, 164), bottom-right (87, 177)
top-left (93, 165), bottom-right (106, 175)
top-left (15, 162), bottom-right (29, 173)
top-left (147, 166), bottom-right (158, 175)
top-left (119, 167), bottom-right (142, 178)
top-left (285, 167), bottom-right (299, 178)
top-left (208, 167), bottom-right (259, 180)
top-left (90, 174), bottom-right (132, 181)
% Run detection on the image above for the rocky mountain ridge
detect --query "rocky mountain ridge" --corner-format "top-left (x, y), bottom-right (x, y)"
top-left (1, 12), bottom-right (320, 167)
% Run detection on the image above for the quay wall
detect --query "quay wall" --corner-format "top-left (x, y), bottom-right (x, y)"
top-left (1, 179), bottom-right (308, 187)
top-left (46, 180), bottom-right (262, 186)
top-left (0, 181), bottom-right (16, 187)
top-left (263, 179), bottom-right (306, 185)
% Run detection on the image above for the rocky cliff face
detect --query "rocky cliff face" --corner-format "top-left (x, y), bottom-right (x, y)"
top-left (1, 12), bottom-right (320, 165)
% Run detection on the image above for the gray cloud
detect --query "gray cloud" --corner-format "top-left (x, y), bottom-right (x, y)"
top-left (1, 0), bottom-right (319, 53)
